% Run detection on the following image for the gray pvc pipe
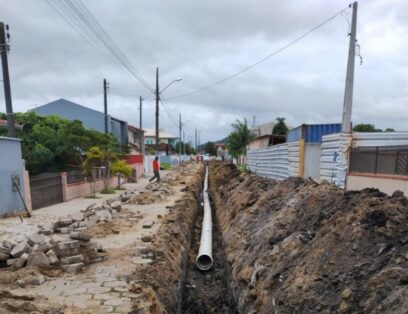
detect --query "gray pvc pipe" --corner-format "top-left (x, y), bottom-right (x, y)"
top-left (196, 166), bottom-right (213, 271)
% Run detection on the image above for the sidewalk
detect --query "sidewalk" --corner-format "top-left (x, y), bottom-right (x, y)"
top-left (0, 173), bottom-right (167, 240)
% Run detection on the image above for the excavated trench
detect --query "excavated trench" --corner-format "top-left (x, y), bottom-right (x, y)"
top-left (180, 180), bottom-right (238, 314)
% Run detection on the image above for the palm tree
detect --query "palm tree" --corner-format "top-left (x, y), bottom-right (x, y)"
top-left (226, 118), bottom-right (255, 165)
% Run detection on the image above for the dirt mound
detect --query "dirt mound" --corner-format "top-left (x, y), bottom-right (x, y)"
top-left (0, 290), bottom-right (65, 314)
top-left (209, 163), bottom-right (408, 314)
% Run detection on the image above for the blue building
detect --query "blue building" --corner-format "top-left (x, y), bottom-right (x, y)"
top-left (32, 99), bottom-right (128, 145)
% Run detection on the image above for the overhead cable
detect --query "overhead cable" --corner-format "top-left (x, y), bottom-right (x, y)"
top-left (166, 5), bottom-right (349, 100)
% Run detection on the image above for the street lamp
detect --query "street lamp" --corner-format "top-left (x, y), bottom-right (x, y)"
top-left (155, 67), bottom-right (182, 153)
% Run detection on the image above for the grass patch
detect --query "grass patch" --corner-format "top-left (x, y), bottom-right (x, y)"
top-left (114, 187), bottom-right (126, 190)
top-left (100, 188), bottom-right (116, 194)
top-left (160, 163), bottom-right (172, 171)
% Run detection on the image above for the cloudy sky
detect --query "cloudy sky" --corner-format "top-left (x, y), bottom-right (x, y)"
top-left (1, 0), bottom-right (407, 143)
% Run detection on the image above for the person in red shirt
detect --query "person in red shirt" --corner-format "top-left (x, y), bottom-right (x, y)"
top-left (149, 156), bottom-right (160, 183)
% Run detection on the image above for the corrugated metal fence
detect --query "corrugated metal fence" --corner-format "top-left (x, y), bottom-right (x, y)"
top-left (247, 143), bottom-right (290, 180)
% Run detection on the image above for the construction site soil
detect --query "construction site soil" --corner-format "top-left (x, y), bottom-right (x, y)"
top-left (208, 162), bottom-right (408, 314)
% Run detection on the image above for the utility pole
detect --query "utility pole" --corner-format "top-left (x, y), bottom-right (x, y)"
top-left (179, 113), bottom-right (182, 157)
top-left (341, 2), bottom-right (358, 133)
top-left (0, 22), bottom-right (15, 137)
top-left (183, 131), bottom-right (186, 155)
top-left (195, 128), bottom-right (197, 151)
top-left (103, 78), bottom-right (108, 135)
top-left (155, 67), bottom-right (159, 151)
top-left (139, 96), bottom-right (145, 155)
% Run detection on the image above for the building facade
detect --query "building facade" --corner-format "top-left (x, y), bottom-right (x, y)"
top-left (144, 128), bottom-right (178, 146)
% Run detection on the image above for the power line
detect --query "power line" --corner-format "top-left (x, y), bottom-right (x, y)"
top-left (166, 5), bottom-right (349, 100)
top-left (159, 97), bottom-right (179, 128)
top-left (46, 0), bottom-right (154, 93)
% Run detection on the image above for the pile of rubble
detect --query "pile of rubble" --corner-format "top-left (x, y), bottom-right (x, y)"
top-left (0, 198), bottom-right (130, 272)
top-left (128, 182), bottom-right (173, 205)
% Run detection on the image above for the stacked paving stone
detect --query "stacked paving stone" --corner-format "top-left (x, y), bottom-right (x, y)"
top-left (0, 197), bottom-right (135, 272)
top-left (0, 229), bottom-right (105, 272)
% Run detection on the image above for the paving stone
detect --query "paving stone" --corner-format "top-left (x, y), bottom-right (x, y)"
top-left (15, 252), bottom-right (29, 268)
top-left (142, 220), bottom-right (155, 229)
top-left (17, 275), bottom-right (45, 287)
top-left (61, 254), bottom-right (84, 265)
top-left (3, 239), bottom-right (17, 249)
top-left (27, 252), bottom-right (50, 266)
top-left (70, 231), bottom-right (91, 242)
top-left (59, 218), bottom-right (74, 226)
top-left (58, 227), bottom-right (71, 234)
top-left (101, 305), bottom-right (114, 313)
top-left (46, 249), bottom-right (59, 265)
top-left (132, 257), bottom-right (153, 265)
top-left (93, 293), bottom-right (118, 300)
top-left (110, 201), bottom-right (122, 211)
top-left (62, 286), bottom-right (88, 296)
top-left (96, 210), bottom-right (112, 222)
top-left (103, 281), bottom-right (127, 288)
top-left (27, 233), bottom-right (46, 246)
top-left (49, 234), bottom-right (67, 243)
top-left (6, 258), bottom-right (17, 266)
top-left (31, 244), bottom-right (40, 252)
top-left (38, 229), bottom-right (53, 235)
top-left (61, 262), bottom-right (84, 273)
top-left (141, 236), bottom-right (152, 243)
top-left (0, 246), bottom-right (11, 255)
top-left (57, 240), bottom-right (80, 250)
top-left (103, 298), bottom-right (124, 306)
top-left (115, 301), bottom-right (133, 312)
top-left (121, 292), bottom-right (141, 298)
top-left (58, 247), bottom-right (79, 257)
top-left (10, 241), bottom-right (30, 257)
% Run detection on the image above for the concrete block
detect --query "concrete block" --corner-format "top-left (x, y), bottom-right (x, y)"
top-left (110, 201), bottom-right (122, 211)
top-left (7, 258), bottom-right (17, 266)
top-left (27, 233), bottom-right (46, 246)
top-left (90, 240), bottom-right (104, 252)
top-left (141, 236), bottom-right (152, 243)
top-left (10, 241), bottom-right (30, 258)
top-left (17, 275), bottom-right (45, 287)
top-left (142, 220), bottom-right (155, 229)
top-left (2, 239), bottom-right (17, 249)
top-left (58, 248), bottom-right (79, 257)
top-left (0, 246), bottom-right (11, 255)
top-left (60, 254), bottom-right (84, 265)
top-left (31, 244), bottom-right (41, 252)
top-left (61, 262), bottom-right (84, 273)
top-left (14, 253), bottom-right (28, 268)
top-left (57, 241), bottom-right (80, 250)
top-left (70, 231), bottom-right (90, 242)
top-left (38, 229), bottom-right (53, 235)
top-left (96, 210), bottom-right (112, 222)
top-left (27, 252), bottom-right (50, 267)
top-left (59, 218), bottom-right (74, 226)
top-left (50, 234), bottom-right (67, 244)
top-left (58, 227), bottom-right (72, 234)
top-left (45, 249), bottom-right (59, 265)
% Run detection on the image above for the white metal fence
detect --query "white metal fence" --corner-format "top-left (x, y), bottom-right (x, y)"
top-left (320, 133), bottom-right (352, 188)
top-left (247, 143), bottom-right (290, 180)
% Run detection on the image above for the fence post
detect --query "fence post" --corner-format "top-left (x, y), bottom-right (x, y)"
top-left (23, 170), bottom-right (32, 213)
top-left (60, 172), bottom-right (68, 202)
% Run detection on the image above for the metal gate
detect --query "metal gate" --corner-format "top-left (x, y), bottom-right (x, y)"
top-left (30, 172), bottom-right (62, 210)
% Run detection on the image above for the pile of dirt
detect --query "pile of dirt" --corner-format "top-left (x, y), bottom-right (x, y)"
top-left (130, 164), bottom-right (203, 313)
top-left (209, 162), bottom-right (408, 314)
top-left (128, 182), bottom-right (174, 205)
top-left (0, 290), bottom-right (65, 314)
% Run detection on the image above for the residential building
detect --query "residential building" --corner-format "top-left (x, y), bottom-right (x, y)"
top-left (32, 98), bottom-right (128, 145)
top-left (251, 121), bottom-right (276, 137)
top-left (128, 124), bottom-right (144, 154)
top-left (144, 128), bottom-right (178, 146)
top-left (248, 134), bottom-right (286, 150)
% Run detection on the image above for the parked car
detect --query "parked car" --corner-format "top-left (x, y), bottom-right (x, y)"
top-left (203, 155), bottom-right (210, 162)
top-left (216, 156), bottom-right (222, 161)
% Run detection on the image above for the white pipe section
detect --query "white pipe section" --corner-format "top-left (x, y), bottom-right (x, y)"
top-left (196, 165), bottom-right (213, 271)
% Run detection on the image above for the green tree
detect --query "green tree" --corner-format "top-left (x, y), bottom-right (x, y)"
top-left (82, 146), bottom-right (104, 197)
top-left (272, 117), bottom-right (289, 135)
top-left (204, 141), bottom-right (217, 156)
top-left (353, 124), bottom-right (382, 132)
top-left (0, 111), bottom-right (121, 174)
top-left (384, 128), bottom-right (395, 132)
top-left (111, 159), bottom-right (133, 188)
top-left (226, 118), bottom-right (255, 165)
